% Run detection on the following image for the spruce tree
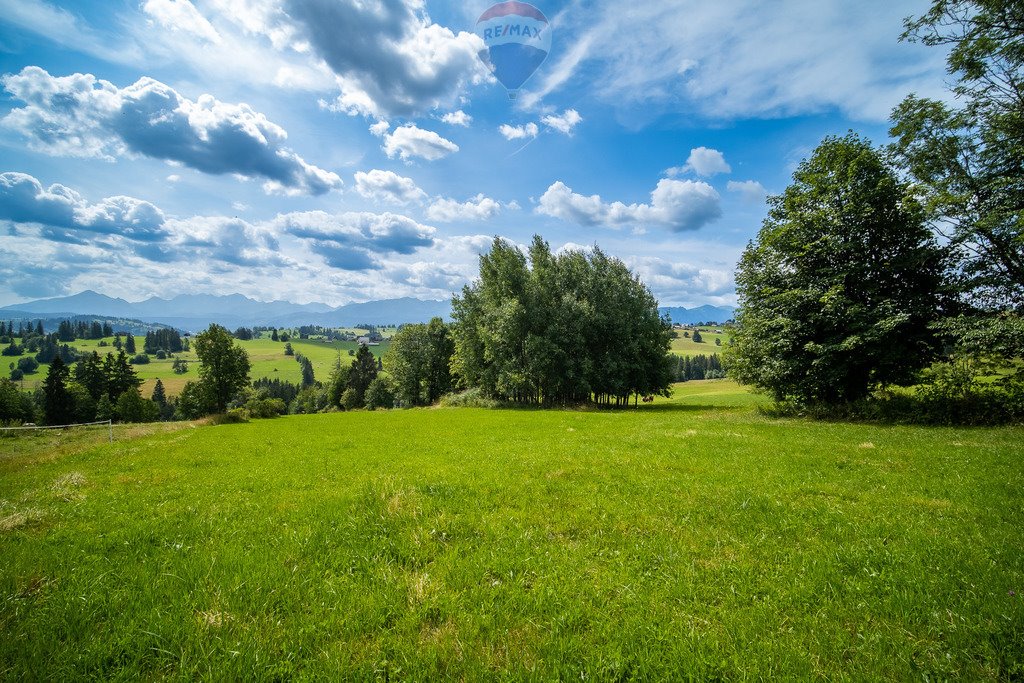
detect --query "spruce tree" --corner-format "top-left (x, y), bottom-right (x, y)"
top-left (151, 379), bottom-right (167, 406)
top-left (42, 356), bottom-right (75, 425)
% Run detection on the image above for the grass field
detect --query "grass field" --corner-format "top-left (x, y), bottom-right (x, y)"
top-left (670, 328), bottom-right (731, 356)
top-left (4, 334), bottom-right (390, 398)
top-left (2, 380), bottom-right (1022, 679)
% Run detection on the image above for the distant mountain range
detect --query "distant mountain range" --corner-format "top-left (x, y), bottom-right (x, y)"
top-left (1, 291), bottom-right (451, 331)
top-left (1, 291), bottom-right (734, 331)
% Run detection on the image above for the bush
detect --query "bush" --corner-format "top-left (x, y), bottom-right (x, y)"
top-left (131, 354), bottom-right (150, 365)
top-left (155, 350), bottom-right (167, 360)
top-left (17, 357), bottom-right (39, 374)
top-left (340, 387), bottom-right (360, 410)
top-left (245, 397), bottom-right (287, 418)
top-left (207, 409), bottom-right (249, 425)
top-left (438, 387), bottom-right (503, 409)
top-left (10, 368), bottom-right (23, 381)
top-left (115, 390), bottom-right (160, 423)
top-left (364, 376), bottom-right (395, 410)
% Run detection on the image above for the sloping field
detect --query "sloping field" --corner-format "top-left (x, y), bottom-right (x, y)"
top-left (1, 381), bottom-right (1022, 679)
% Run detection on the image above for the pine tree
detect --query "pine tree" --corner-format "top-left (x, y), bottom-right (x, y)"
top-left (125, 334), bottom-right (136, 354)
top-left (271, 328), bottom-right (279, 342)
top-left (151, 379), bottom-right (167, 406)
top-left (42, 356), bottom-right (75, 425)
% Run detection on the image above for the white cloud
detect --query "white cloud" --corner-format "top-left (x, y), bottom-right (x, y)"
top-left (541, 109), bottom-right (583, 135)
top-left (0, 171), bottom-right (168, 243)
top-left (288, 0), bottom-right (489, 118)
top-left (427, 194), bottom-right (517, 223)
top-left (1, 67), bottom-right (343, 196)
top-left (537, 178), bottom-right (722, 232)
top-left (727, 180), bottom-right (768, 204)
top-left (441, 110), bottom-right (473, 126)
top-left (142, 0), bottom-right (221, 44)
top-left (381, 124), bottom-right (459, 162)
top-left (369, 120), bottom-right (391, 138)
top-left (521, 1), bottom-right (948, 121)
top-left (667, 147), bottom-right (731, 177)
top-left (353, 169), bottom-right (427, 205)
top-left (166, 174), bottom-right (181, 183)
top-left (275, 210), bottom-right (437, 270)
top-left (498, 122), bottom-right (539, 140)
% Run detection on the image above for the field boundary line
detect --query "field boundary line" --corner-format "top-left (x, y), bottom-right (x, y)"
top-left (0, 419), bottom-right (114, 442)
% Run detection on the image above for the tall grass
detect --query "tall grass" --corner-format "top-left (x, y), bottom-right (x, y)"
top-left (1, 381), bottom-right (1022, 679)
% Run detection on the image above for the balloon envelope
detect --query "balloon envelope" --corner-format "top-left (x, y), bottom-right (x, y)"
top-left (475, 2), bottom-right (550, 94)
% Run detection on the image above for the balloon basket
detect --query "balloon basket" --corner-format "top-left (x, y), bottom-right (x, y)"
top-left (507, 91), bottom-right (518, 100)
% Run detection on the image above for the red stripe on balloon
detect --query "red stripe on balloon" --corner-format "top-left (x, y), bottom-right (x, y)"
top-left (477, 1), bottom-right (548, 24)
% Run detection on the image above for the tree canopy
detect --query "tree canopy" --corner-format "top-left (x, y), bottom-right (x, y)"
top-left (452, 236), bottom-right (673, 406)
top-left (730, 134), bottom-right (945, 405)
top-left (194, 324), bottom-right (251, 413)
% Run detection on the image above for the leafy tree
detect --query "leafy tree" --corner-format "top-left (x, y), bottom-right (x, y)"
top-left (730, 134), bottom-right (945, 405)
top-left (172, 358), bottom-right (189, 374)
top-left (194, 324), bottom-right (251, 413)
top-left (0, 378), bottom-right (33, 423)
top-left (384, 323), bottom-right (430, 406)
top-left (340, 387), bottom-right (360, 411)
top-left (692, 330), bottom-right (703, 343)
top-left (173, 381), bottom-right (212, 420)
top-left (116, 390), bottom-right (159, 423)
top-left (365, 376), bottom-right (395, 410)
top-left (17, 357), bottom-right (39, 374)
top-left (891, 0), bottom-right (1023, 307)
top-left (451, 236), bottom-right (672, 406)
top-left (9, 368), bottom-right (23, 381)
top-left (42, 356), bottom-right (75, 425)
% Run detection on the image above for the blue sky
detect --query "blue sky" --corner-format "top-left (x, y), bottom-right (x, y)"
top-left (0, 0), bottom-right (950, 308)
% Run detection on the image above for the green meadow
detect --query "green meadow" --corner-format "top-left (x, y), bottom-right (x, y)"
top-left (670, 329), bottom-right (731, 356)
top-left (2, 380), bottom-right (1022, 679)
top-left (5, 334), bottom-right (390, 398)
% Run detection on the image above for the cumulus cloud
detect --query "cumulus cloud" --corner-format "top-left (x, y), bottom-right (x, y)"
top-left (165, 215), bottom-right (286, 267)
top-left (541, 109), bottom-right (583, 135)
top-left (626, 255), bottom-right (736, 304)
top-left (288, 0), bottom-right (488, 118)
top-left (0, 171), bottom-right (168, 242)
top-left (142, 0), bottom-right (221, 43)
top-left (353, 169), bottom-right (427, 205)
top-left (667, 147), bottom-right (732, 177)
top-left (427, 194), bottom-right (517, 223)
top-left (537, 178), bottom-right (722, 232)
top-left (498, 122), bottom-right (539, 140)
top-left (441, 110), bottom-right (473, 126)
top-left (1, 67), bottom-right (342, 195)
top-left (727, 179), bottom-right (768, 204)
top-left (381, 124), bottom-right (459, 162)
top-left (276, 210), bottom-right (437, 270)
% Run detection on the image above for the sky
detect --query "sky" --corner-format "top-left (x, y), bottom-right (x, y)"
top-left (0, 0), bottom-right (951, 309)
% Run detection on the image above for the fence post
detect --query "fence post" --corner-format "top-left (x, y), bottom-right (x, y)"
top-left (108, 419), bottom-right (113, 443)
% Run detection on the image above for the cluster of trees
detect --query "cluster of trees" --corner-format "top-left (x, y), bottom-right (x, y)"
top-left (384, 318), bottom-right (454, 407)
top-left (143, 329), bottom-right (184, 354)
top-left (294, 353), bottom-right (315, 387)
top-left (0, 320), bottom-right (44, 341)
top-left (55, 320), bottom-right (114, 341)
top-left (450, 236), bottom-right (674, 406)
top-left (671, 354), bottom-right (725, 382)
top-left (731, 0), bottom-right (1023, 420)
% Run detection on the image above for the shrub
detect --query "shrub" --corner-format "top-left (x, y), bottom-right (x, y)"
top-left (365, 376), bottom-right (395, 410)
top-left (17, 357), bottom-right (39, 374)
top-left (131, 354), bottom-right (150, 365)
top-left (438, 387), bottom-right (503, 409)
top-left (245, 397), bottom-right (287, 419)
top-left (340, 387), bottom-right (360, 410)
top-left (10, 369), bottom-right (23, 381)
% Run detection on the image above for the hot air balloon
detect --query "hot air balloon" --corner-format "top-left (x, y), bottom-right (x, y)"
top-left (475, 2), bottom-right (550, 100)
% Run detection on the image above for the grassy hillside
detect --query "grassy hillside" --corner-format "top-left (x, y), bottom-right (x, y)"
top-left (2, 381), bottom-right (1022, 679)
top-left (4, 333), bottom-right (390, 398)
top-left (670, 328), bottom-right (731, 356)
